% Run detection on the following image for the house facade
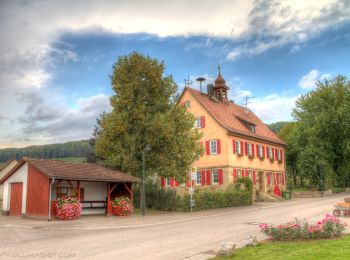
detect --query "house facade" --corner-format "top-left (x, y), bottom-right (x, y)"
top-left (0, 157), bottom-right (140, 219)
top-left (162, 70), bottom-right (287, 199)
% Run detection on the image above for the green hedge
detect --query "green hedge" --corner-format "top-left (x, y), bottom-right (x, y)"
top-left (133, 179), bottom-right (252, 212)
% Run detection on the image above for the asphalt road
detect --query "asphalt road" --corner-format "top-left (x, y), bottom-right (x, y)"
top-left (0, 193), bottom-right (349, 260)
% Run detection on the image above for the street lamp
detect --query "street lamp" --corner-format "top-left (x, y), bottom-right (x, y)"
top-left (142, 144), bottom-right (151, 216)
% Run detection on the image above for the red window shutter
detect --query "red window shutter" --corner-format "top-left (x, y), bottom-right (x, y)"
top-left (218, 169), bottom-right (223, 185)
top-left (201, 170), bottom-right (206, 185)
top-left (217, 139), bottom-right (221, 154)
top-left (253, 171), bottom-right (256, 185)
top-left (246, 169), bottom-right (249, 177)
top-left (244, 142), bottom-right (248, 155)
top-left (267, 174), bottom-right (271, 186)
top-left (280, 149), bottom-right (283, 162)
top-left (161, 177), bottom-right (165, 187)
top-left (170, 178), bottom-right (175, 187)
top-left (175, 180), bottom-right (179, 187)
top-left (282, 173), bottom-right (285, 185)
top-left (252, 144), bottom-right (255, 156)
top-left (233, 140), bottom-right (236, 154)
top-left (240, 141), bottom-right (243, 154)
top-left (256, 145), bottom-right (259, 157)
top-left (233, 169), bottom-right (237, 182)
top-left (206, 170), bottom-right (211, 185)
top-left (274, 148), bottom-right (277, 160)
top-left (201, 116), bottom-right (205, 128)
top-left (205, 141), bottom-right (210, 155)
top-left (263, 146), bottom-right (265, 157)
top-left (186, 181), bottom-right (191, 187)
top-left (266, 146), bottom-right (269, 157)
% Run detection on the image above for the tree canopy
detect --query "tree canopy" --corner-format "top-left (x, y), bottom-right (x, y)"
top-left (279, 75), bottom-right (350, 189)
top-left (95, 52), bottom-right (203, 181)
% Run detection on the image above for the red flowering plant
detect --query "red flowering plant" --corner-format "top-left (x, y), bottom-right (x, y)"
top-left (259, 214), bottom-right (347, 241)
top-left (55, 196), bottom-right (82, 220)
top-left (112, 196), bottom-right (133, 216)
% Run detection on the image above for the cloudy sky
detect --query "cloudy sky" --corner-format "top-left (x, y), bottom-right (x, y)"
top-left (0, 0), bottom-right (350, 148)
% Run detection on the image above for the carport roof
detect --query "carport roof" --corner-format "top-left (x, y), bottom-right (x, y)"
top-left (0, 157), bottom-right (140, 184)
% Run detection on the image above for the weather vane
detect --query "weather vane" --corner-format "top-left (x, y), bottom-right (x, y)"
top-left (184, 76), bottom-right (193, 87)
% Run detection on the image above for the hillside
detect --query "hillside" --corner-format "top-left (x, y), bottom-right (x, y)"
top-left (267, 121), bottom-right (290, 134)
top-left (0, 140), bottom-right (92, 163)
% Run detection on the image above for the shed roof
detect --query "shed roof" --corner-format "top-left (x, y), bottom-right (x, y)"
top-left (0, 157), bottom-right (140, 184)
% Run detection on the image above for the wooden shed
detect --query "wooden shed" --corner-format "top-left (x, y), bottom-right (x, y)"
top-left (0, 157), bottom-right (140, 219)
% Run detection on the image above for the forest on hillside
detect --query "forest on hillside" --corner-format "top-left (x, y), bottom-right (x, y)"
top-left (0, 140), bottom-right (92, 163)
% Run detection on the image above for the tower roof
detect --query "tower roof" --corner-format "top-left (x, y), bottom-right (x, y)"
top-left (213, 65), bottom-right (229, 90)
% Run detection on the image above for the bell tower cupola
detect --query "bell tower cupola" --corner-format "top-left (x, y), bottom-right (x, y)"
top-left (213, 65), bottom-right (229, 102)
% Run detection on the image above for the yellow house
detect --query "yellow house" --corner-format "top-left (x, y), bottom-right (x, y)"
top-left (162, 70), bottom-right (287, 200)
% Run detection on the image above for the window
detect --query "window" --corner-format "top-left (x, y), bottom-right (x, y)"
top-left (247, 143), bottom-right (252, 156)
top-left (237, 169), bottom-right (242, 178)
top-left (249, 124), bottom-right (256, 132)
top-left (166, 178), bottom-right (171, 186)
top-left (258, 145), bottom-right (263, 158)
top-left (184, 100), bottom-right (190, 108)
top-left (268, 147), bottom-right (273, 159)
top-left (235, 140), bottom-right (241, 154)
top-left (196, 172), bottom-right (202, 185)
top-left (210, 140), bottom-right (217, 155)
top-left (56, 187), bottom-right (84, 200)
top-left (212, 169), bottom-right (219, 184)
top-left (195, 117), bottom-right (201, 128)
top-left (248, 170), bottom-right (253, 178)
top-left (278, 149), bottom-right (282, 160)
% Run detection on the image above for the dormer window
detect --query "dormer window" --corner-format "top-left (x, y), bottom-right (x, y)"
top-left (184, 100), bottom-right (190, 108)
top-left (249, 124), bottom-right (256, 133)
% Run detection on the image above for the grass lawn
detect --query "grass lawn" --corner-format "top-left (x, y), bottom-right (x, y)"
top-left (51, 157), bottom-right (87, 163)
top-left (215, 235), bottom-right (350, 260)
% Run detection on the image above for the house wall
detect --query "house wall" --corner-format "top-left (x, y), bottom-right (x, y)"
top-left (179, 89), bottom-right (286, 196)
top-left (26, 165), bottom-right (50, 218)
top-left (2, 163), bottom-right (28, 214)
top-left (0, 160), bottom-right (18, 201)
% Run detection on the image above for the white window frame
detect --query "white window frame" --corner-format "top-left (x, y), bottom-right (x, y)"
top-left (184, 100), bottom-right (190, 108)
top-left (210, 140), bottom-right (217, 155)
top-left (235, 140), bottom-right (241, 154)
top-left (237, 169), bottom-right (242, 178)
top-left (195, 117), bottom-right (202, 128)
top-left (165, 178), bottom-right (171, 186)
top-left (258, 145), bottom-right (263, 158)
top-left (268, 147), bottom-right (273, 159)
top-left (248, 170), bottom-right (253, 178)
top-left (247, 143), bottom-right (252, 156)
top-left (196, 172), bottom-right (202, 185)
top-left (278, 149), bottom-right (282, 160)
top-left (212, 169), bottom-right (219, 184)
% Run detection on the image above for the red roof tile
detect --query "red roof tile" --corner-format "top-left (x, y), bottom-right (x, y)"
top-left (186, 87), bottom-right (286, 145)
top-left (0, 158), bottom-right (140, 184)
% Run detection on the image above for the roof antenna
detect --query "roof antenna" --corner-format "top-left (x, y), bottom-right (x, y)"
top-left (218, 64), bottom-right (221, 75)
top-left (184, 76), bottom-right (193, 87)
top-left (243, 96), bottom-right (255, 108)
top-left (196, 77), bottom-right (206, 92)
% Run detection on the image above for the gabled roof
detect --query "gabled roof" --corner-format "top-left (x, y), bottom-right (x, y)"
top-left (0, 157), bottom-right (140, 184)
top-left (0, 158), bottom-right (17, 173)
top-left (185, 87), bottom-right (286, 145)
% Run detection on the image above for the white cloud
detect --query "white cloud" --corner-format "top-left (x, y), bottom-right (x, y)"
top-left (249, 94), bottom-right (298, 123)
top-left (298, 69), bottom-right (331, 89)
top-left (17, 69), bottom-right (51, 89)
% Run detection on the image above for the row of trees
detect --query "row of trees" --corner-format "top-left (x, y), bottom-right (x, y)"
top-left (279, 76), bottom-right (350, 190)
top-left (0, 140), bottom-right (92, 163)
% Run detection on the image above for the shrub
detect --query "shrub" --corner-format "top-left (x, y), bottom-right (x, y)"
top-left (332, 187), bottom-right (346, 193)
top-left (259, 214), bottom-right (347, 241)
top-left (134, 182), bottom-right (252, 211)
top-left (55, 196), bottom-right (81, 220)
top-left (112, 196), bottom-right (133, 216)
top-left (235, 177), bottom-right (253, 193)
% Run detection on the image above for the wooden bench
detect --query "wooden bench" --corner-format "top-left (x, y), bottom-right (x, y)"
top-left (80, 201), bottom-right (106, 209)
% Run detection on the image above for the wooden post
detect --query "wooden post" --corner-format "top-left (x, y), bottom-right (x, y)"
top-left (77, 181), bottom-right (81, 201)
top-left (106, 183), bottom-right (111, 216)
top-left (130, 184), bottom-right (133, 203)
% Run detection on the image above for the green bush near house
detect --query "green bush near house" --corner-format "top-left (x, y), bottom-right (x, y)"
top-left (331, 187), bottom-right (346, 193)
top-left (134, 178), bottom-right (252, 211)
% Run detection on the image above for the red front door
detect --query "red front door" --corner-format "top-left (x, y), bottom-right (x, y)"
top-left (274, 185), bottom-right (281, 197)
top-left (10, 183), bottom-right (23, 216)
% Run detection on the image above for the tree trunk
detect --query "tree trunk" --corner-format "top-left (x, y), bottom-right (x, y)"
top-left (300, 176), bottom-right (304, 187)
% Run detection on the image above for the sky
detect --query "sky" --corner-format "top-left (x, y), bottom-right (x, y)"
top-left (0, 0), bottom-right (350, 148)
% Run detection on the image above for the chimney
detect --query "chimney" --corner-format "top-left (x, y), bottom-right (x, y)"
top-left (207, 84), bottom-right (214, 96)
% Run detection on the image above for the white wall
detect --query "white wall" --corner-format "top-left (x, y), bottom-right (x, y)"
top-left (2, 163), bottom-right (28, 213)
top-left (51, 180), bottom-right (107, 215)
top-left (0, 160), bottom-right (18, 201)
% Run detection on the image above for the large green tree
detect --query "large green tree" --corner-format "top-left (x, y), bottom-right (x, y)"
top-left (95, 52), bottom-right (203, 181)
top-left (292, 76), bottom-right (350, 188)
